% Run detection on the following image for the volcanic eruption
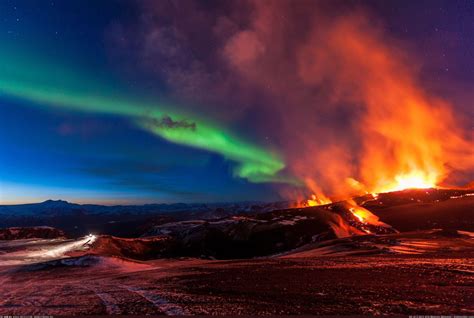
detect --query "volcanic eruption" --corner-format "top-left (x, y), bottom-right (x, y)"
top-left (1, 1), bottom-right (473, 315)
top-left (213, 2), bottom-right (473, 224)
top-left (276, 10), bottom-right (474, 203)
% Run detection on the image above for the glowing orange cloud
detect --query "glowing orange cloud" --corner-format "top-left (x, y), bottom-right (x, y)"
top-left (295, 13), bottom-right (473, 198)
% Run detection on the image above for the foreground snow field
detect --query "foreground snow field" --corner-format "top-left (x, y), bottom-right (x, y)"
top-left (0, 229), bottom-right (473, 315)
top-left (0, 188), bottom-right (472, 315)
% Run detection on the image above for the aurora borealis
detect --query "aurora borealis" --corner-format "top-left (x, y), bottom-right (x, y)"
top-left (0, 47), bottom-right (290, 203)
top-left (1, 0), bottom-right (473, 204)
top-left (0, 47), bottom-right (288, 184)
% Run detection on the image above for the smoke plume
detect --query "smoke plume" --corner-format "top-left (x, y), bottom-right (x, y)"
top-left (110, 0), bottom-right (474, 199)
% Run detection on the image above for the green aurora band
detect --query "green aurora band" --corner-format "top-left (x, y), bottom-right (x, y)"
top-left (0, 49), bottom-right (292, 184)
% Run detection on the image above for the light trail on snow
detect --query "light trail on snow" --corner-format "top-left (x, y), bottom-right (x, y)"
top-left (0, 234), bottom-right (97, 266)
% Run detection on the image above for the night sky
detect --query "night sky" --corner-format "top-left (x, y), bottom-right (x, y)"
top-left (0, 0), bottom-right (473, 204)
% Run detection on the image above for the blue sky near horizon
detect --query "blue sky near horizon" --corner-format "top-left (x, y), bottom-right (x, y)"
top-left (0, 0), bottom-right (284, 204)
top-left (0, 0), bottom-right (473, 204)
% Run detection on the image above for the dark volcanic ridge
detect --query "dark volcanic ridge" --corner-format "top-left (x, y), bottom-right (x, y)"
top-left (0, 200), bottom-right (294, 238)
top-left (1, 188), bottom-right (472, 262)
top-left (0, 188), bottom-right (473, 316)
top-left (0, 226), bottom-right (65, 240)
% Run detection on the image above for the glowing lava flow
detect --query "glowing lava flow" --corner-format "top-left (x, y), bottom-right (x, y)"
top-left (306, 194), bottom-right (332, 206)
top-left (346, 202), bottom-right (382, 226)
top-left (302, 168), bottom-right (439, 209)
top-left (302, 178), bottom-right (333, 207)
top-left (372, 171), bottom-right (438, 194)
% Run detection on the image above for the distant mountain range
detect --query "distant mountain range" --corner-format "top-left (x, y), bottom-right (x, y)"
top-left (0, 199), bottom-right (293, 216)
top-left (0, 199), bottom-right (294, 238)
top-left (1, 188), bottom-right (472, 239)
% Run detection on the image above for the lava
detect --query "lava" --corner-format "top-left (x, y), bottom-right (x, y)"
top-left (287, 13), bottom-right (474, 201)
top-left (373, 171), bottom-right (438, 193)
top-left (306, 194), bottom-right (332, 207)
top-left (345, 201), bottom-right (386, 227)
top-left (302, 178), bottom-right (332, 207)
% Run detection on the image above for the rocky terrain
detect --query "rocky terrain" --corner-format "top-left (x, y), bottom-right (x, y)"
top-left (0, 229), bottom-right (472, 315)
top-left (0, 200), bottom-right (293, 238)
top-left (0, 226), bottom-right (65, 240)
top-left (0, 188), bottom-right (472, 315)
top-left (363, 188), bottom-right (474, 231)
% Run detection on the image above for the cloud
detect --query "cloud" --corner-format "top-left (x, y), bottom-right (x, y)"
top-left (224, 30), bottom-right (265, 67)
top-left (147, 115), bottom-right (196, 130)
top-left (109, 0), bottom-right (473, 199)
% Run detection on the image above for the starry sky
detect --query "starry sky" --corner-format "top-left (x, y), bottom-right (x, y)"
top-left (0, 0), bottom-right (473, 204)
